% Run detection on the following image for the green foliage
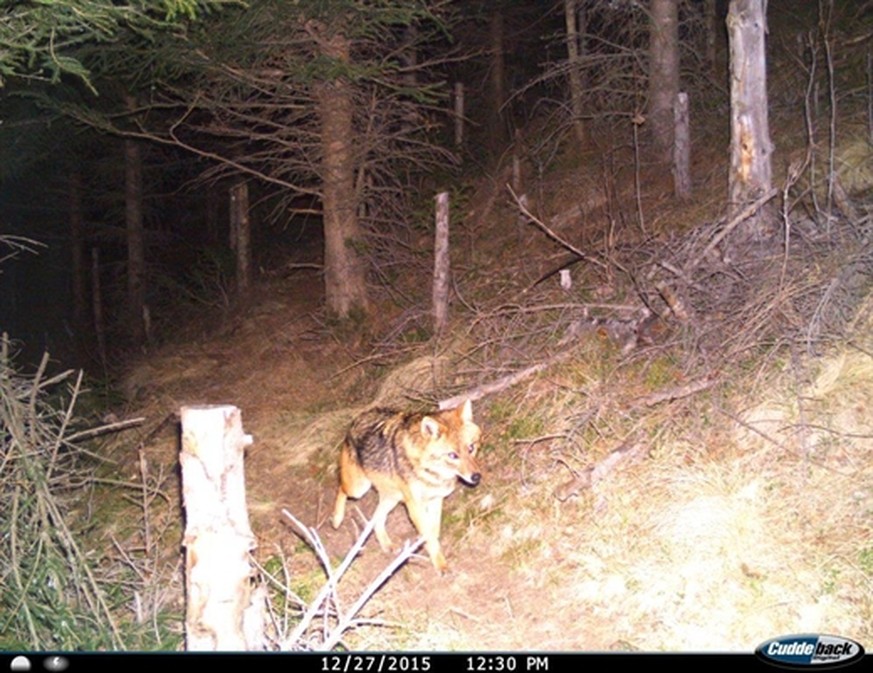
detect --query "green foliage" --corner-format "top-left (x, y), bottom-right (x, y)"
top-left (164, 0), bottom-right (203, 21)
top-left (641, 355), bottom-right (680, 390)
top-left (154, 245), bottom-right (236, 310)
top-left (858, 547), bottom-right (873, 576)
top-left (298, 0), bottom-right (446, 38)
top-left (287, 567), bottom-right (325, 605)
top-left (0, 336), bottom-right (190, 651)
top-left (0, 0), bottom-right (231, 90)
top-left (488, 401), bottom-right (545, 442)
top-left (139, 0), bottom-right (455, 230)
top-left (504, 413), bottom-right (544, 441)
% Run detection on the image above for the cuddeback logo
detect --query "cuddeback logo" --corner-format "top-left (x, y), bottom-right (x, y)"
top-left (756, 634), bottom-right (865, 669)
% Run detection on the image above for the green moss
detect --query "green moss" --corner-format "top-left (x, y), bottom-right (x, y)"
top-left (858, 547), bottom-right (873, 575)
top-left (501, 536), bottom-right (541, 568)
top-left (642, 355), bottom-right (680, 390)
top-left (505, 414), bottom-right (545, 441)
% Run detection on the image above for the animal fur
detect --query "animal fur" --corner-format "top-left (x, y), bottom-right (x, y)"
top-left (331, 399), bottom-right (481, 573)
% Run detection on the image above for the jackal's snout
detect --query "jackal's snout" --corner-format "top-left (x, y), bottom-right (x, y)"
top-left (463, 471), bottom-right (481, 486)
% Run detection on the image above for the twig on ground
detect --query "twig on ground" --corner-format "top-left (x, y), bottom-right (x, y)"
top-left (508, 184), bottom-right (608, 270)
top-left (554, 438), bottom-right (647, 502)
top-left (282, 509), bottom-right (374, 648)
top-left (634, 376), bottom-right (718, 408)
top-left (281, 510), bottom-right (422, 651)
top-left (65, 416), bottom-right (147, 442)
top-left (319, 537), bottom-right (424, 651)
top-left (685, 188), bottom-right (779, 272)
top-left (439, 349), bottom-right (576, 410)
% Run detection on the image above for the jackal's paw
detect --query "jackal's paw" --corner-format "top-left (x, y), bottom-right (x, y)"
top-left (431, 552), bottom-right (448, 575)
top-left (331, 495), bottom-right (346, 529)
top-left (374, 533), bottom-right (395, 553)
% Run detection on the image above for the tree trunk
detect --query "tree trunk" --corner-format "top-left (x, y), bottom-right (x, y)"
top-left (229, 181), bottom-right (251, 299)
top-left (91, 247), bottom-right (107, 370)
top-left (317, 32), bottom-right (369, 319)
top-left (648, 0), bottom-right (680, 164)
top-left (124, 134), bottom-right (146, 347)
top-left (400, 24), bottom-right (419, 134)
top-left (727, 0), bottom-right (774, 241)
top-left (206, 184), bottom-right (221, 247)
top-left (432, 192), bottom-right (450, 337)
top-left (564, 0), bottom-right (587, 149)
top-left (487, 10), bottom-right (507, 152)
top-left (673, 92), bottom-right (692, 199)
top-left (704, 0), bottom-right (719, 76)
top-left (454, 81), bottom-right (465, 150)
top-left (68, 170), bottom-right (87, 347)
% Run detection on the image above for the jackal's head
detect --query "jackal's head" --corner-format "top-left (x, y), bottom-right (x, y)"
top-left (420, 399), bottom-right (482, 486)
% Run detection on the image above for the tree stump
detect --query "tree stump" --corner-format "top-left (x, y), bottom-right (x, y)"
top-left (433, 191), bottom-right (451, 337)
top-left (180, 405), bottom-right (264, 651)
top-left (673, 91), bottom-right (692, 199)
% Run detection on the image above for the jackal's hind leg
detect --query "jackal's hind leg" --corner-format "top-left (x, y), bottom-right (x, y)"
top-left (332, 445), bottom-right (371, 529)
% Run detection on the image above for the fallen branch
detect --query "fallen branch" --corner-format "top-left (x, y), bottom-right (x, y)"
top-left (281, 510), bottom-right (423, 651)
top-left (65, 416), bottom-right (146, 443)
top-left (654, 281), bottom-right (690, 322)
top-left (319, 537), bottom-right (424, 651)
top-left (439, 350), bottom-right (575, 410)
top-left (554, 439), bottom-right (647, 502)
top-left (282, 509), bottom-right (375, 648)
top-left (265, 262), bottom-right (323, 278)
top-left (634, 376), bottom-right (718, 408)
top-left (685, 188), bottom-right (779, 272)
top-left (508, 184), bottom-right (608, 270)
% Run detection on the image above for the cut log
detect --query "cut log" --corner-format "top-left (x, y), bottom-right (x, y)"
top-left (180, 405), bottom-right (264, 651)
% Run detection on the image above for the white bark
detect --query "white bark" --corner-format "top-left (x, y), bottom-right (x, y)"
top-left (727, 0), bottom-right (774, 239)
top-left (673, 92), bottom-right (692, 199)
top-left (433, 191), bottom-right (451, 336)
top-left (181, 405), bottom-right (264, 651)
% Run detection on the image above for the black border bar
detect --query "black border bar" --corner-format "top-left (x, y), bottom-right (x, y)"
top-left (5, 652), bottom-right (869, 673)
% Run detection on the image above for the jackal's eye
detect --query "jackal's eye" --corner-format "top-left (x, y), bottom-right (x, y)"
top-left (448, 452), bottom-right (459, 460)
top-left (468, 443), bottom-right (477, 455)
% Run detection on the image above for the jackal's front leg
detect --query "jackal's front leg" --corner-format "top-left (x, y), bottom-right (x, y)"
top-left (371, 494), bottom-right (401, 553)
top-left (407, 496), bottom-right (447, 573)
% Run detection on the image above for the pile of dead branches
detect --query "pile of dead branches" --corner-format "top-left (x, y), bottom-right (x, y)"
top-left (0, 336), bottom-right (124, 649)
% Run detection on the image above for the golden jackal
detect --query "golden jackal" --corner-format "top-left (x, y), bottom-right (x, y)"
top-left (331, 399), bottom-right (481, 573)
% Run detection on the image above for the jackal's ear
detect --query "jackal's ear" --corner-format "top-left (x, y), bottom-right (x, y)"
top-left (421, 415), bottom-right (441, 438)
top-left (459, 398), bottom-right (473, 423)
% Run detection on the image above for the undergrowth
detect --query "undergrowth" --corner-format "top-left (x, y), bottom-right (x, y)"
top-left (0, 336), bottom-right (124, 650)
